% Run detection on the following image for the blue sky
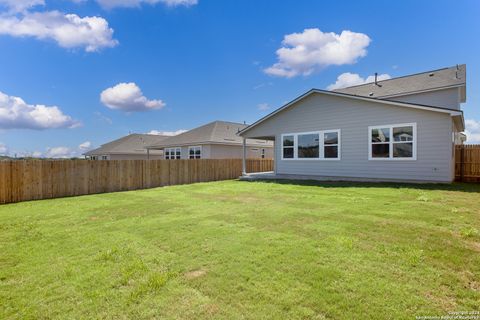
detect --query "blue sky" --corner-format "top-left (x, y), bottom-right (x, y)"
top-left (0, 0), bottom-right (479, 157)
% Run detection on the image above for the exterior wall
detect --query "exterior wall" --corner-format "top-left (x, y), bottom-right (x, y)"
top-left (162, 145), bottom-right (211, 159)
top-left (209, 144), bottom-right (274, 159)
top-left (108, 153), bottom-right (163, 160)
top-left (161, 144), bottom-right (273, 159)
top-left (242, 93), bottom-right (454, 182)
top-left (387, 87), bottom-right (461, 110)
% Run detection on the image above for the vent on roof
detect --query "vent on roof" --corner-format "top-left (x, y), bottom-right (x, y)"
top-left (368, 92), bottom-right (374, 97)
top-left (429, 73), bottom-right (434, 77)
top-left (374, 73), bottom-right (382, 87)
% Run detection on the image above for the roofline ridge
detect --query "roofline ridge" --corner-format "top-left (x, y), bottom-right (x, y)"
top-left (334, 64), bottom-right (465, 91)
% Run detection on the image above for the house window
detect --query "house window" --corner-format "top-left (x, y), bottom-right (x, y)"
top-left (282, 135), bottom-right (294, 159)
top-left (188, 146), bottom-right (202, 159)
top-left (281, 130), bottom-right (340, 160)
top-left (165, 147), bottom-right (181, 160)
top-left (298, 133), bottom-right (319, 158)
top-left (101, 155), bottom-right (108, 160)
top-left (324, 131), bottom-right (339, 158)
top-left (369, 123), bottom-right (416, 160)
top-left (261, 148), bottom-right (265, 159)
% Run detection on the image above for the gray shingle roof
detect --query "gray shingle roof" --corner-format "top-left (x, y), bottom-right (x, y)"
top-left (84, 134), bottom-right (168, 156)
top-left (334, 64), bottom-right (466, 99)
top-left (146, 121), bottom-right (273, 148)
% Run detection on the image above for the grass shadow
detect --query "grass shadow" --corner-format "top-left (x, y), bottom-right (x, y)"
top-left (239, 179), bottom-right (480, 193)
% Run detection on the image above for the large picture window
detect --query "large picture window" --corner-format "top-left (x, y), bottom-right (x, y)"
top-left (165, 147), bottom-right (181, 160)
top-left (369, 123), bottom-right (416, 160)
top-left (281, 130), bottom-right (341, 160)
top-left (188, 146), bottom-right (201, 159)
top-left (298, 133), bottom-right (319, 158)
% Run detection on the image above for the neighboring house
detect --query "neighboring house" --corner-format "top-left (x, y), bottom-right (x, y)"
top-left (84, 134), bottom-right (168, 160)
top-left (146, 121), bottom-right (273, 159)
top-left (239, 65), bottom-right (466, 183)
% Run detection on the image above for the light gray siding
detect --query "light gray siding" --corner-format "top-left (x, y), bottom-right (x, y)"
top-left (172, 145), bottom-right (212, 159)
top-left (209, 144), bottom-right (274, 159)
top-left (387, 87), bottom-right (461, 110)
top-left (108, 154), bottom-right (163, 160)
top-left (242, 93), bottom-right (454, 182)
top-left (162, 144), bottom-right (273, 159)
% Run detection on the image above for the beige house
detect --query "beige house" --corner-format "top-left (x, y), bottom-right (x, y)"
top-left (84, 134), bottom-right (168, 160)
top-left (146, 121), bottom-right (273, 159)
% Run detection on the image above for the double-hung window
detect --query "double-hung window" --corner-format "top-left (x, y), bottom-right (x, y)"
top-left (282, 135), bottom-right (295, 159)
top-left (323, 131), bottom-right (339, 158)
top-left (188, 146), bottom-right (201, 159)
top-left (165, 147), bottom-right (181, 160)
top-left (369, 123), bottom-right (416, 160)
top-left (281, 130), bottom-right (340, 160)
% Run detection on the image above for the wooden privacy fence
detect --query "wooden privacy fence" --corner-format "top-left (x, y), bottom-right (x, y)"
top-left (455, 145), bottom-right (480, 182)
top-left (0, 159), bottom-right (274, 204)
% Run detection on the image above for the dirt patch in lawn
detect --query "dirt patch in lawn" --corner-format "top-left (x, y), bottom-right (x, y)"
top-left (184, 269), bottom-right (207, 280)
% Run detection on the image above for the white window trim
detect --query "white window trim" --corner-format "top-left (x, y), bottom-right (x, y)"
top-left (188, 146), bottom-right (202, 159)
top-left (165, 147), bottom-right (181, 160)
top-left (368, 122), bottom-right (417, 161)
top-left (281, 129), bottom-right (341, 161)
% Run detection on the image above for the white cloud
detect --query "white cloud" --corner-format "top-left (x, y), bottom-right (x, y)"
top-left (465, 119), bottom-right (480, 144)
top-left (0, 0), bottom-right (44, 13)
top-left (0, 142), bottom-right (8, 155)
top-left (95, 0), bottom-right (197, 9)
top-left (79, 141), bottom-right (92, 150)
top-left (0, 91), bottom-right (80, 130)
top-left (148, 129), bottom-right (187, 136)
top-left (257, 103), bottom-right (269, 111)
top-left (45, 146), bottom-right (76, 158)
top-left (25, 142), bottom-right (92, 158)
top-left (0, 10), bottom-right (118, 52)
top-left (264, 28), bottom-right (371, 78)
top-left (101, 82), bottom-right (166, 112)
top-left (327, 72), bottom-right (391, 90)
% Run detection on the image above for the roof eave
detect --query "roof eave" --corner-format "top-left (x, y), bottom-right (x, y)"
top-left (146, 140), bottom-right (273, 149)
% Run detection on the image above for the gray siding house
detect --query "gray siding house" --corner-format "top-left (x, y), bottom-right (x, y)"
top-left (239, 65), bottom-right (466, 183)
top-left (84, 134), bottom-right (167, 160)
top-left (146, 121), bottom-right (273, 159)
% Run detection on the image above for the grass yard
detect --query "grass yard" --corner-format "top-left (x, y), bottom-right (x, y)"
top-left (1, 180), bottom-right (479, 319)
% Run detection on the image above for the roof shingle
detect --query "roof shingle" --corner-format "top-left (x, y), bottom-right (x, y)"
top-left (334, 64), bottom-right (466, 99)
top-left (84, 134), bottom-right (168, 156)
top-left (147, 121), bottom-right (273, 148)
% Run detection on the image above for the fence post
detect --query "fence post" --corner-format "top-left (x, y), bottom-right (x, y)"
top-left (460, 145), bottom-right (465, 182)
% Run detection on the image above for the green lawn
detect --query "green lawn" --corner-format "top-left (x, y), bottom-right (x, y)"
top-left (1, 180), bottom-right (479, 319)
